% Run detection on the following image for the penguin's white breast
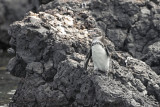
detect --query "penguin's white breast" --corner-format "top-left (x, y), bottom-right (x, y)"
top-left (92, 44), bottom-right (109, 71)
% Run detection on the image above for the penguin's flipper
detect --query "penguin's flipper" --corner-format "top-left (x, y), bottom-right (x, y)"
top-left (84, 48), bottom-right (92, 70)
top-left (105, 46), bottom-right (111, 57)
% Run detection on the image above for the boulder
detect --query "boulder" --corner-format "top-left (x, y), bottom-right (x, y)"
top-left (7, 1), bottom-right (160, 107)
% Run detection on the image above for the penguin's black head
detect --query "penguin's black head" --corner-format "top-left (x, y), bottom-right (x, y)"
top-left (88, 28), bottom-right (103, 40)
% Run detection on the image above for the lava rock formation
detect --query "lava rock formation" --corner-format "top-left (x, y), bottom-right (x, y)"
top-left (7, 0), bottom-right (160, 107)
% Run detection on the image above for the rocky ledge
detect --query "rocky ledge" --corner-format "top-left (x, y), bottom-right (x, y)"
top-left (7, 0), bottom-right (160, 107)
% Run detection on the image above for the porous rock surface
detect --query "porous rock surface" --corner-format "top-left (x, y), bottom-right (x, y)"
top-left (8, 0), bottom-right (160, 107)
top-left (89, 0), bottom-right (160, 75)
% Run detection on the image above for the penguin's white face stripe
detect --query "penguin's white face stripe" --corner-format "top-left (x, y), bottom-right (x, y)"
top-left (92, 36), bottom-right (102, 41)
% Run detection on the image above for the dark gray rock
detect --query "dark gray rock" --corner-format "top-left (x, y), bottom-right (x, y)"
top-left (7, 56), bottom-right (27, 77)
top-left (89, 0), bottom-right (160, 72)
top-left (7, 1), bottom-right (160, 107)
top-left (26, 62), bottom-right (43, 74)
top-left (106, 29), bottom-right (127, 50)
top-left (0, 0), bottom-right (40, 51)
top-left (141, 41), bottom-right (160, 75)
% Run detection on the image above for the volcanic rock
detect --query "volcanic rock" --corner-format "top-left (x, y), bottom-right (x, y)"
top-left (7, 0), bottom-right (160, 107)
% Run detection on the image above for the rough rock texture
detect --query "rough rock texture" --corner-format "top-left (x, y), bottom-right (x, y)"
top-left (0, 0), bottom-right (39, 50)
top-left (8, 0), bottom-right (160, 107)
top-left (89, 0), bottom-right (160, 76)
top-left (38, 0), bottom-right (160, 74)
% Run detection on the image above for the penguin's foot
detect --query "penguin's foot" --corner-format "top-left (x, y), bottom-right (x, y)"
top-left (98, 70), bottom-right (105, 73)
top-left (97, 70), bottom-right (108, 76)
top-left (83, 70), bottom-right (88, 75)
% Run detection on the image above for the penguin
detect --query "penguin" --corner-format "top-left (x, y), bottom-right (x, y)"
top-left (84, 28), bottom-right (111, 74)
